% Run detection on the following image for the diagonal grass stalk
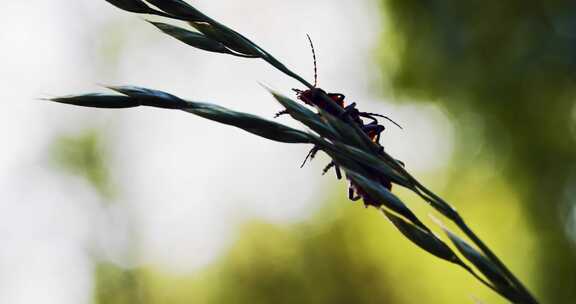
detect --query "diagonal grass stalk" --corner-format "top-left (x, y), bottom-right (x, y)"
top-left (49, 1), bottom-right (539, 303)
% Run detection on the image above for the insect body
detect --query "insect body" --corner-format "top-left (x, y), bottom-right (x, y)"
top-left (275, 35), bottom-right (402, 205)
top-left (292, 88), bottom-right (344, 116)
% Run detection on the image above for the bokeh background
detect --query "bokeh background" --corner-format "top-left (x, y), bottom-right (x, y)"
top-left (1, 0), bottom-right (575, 303)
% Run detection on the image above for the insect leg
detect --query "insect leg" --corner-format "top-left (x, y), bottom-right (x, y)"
top-left (335, 165), bottom-right (342, 179)
top-left (300, 146), bottom-right (320, 168)
top-left (322, 162), bottom-right (342, 179)
top-left (274, 110), bottom-right (289, 118)
top-left (340, 102), bottom-right (364, 124)
top-left (359, 112), bottom-right (403, 129)
top-left (358, 112), bottom-right (378, 124)
top-left (322, 161), bottom-right (335, 175)
top-left (348, 185), bottom-right (361, 201)
top-left (362, 123), bottom-right (385, 143)
top-left (342, 102), bottom-right (358, 117)
top-left (343, 102), bottom-right (357, 111)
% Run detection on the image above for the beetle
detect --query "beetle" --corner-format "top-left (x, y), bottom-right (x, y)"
top-left (275, 36), bottom-right (400, 132)
top-left (274, 35), bottom-right (403, 204)
top-left (275, 35), bottom-right (400, 170)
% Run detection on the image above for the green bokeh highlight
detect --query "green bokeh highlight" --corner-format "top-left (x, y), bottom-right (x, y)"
top-left (379, 1), bottom-right (576, 302)
top-left (92, 176), bottom-right (534, 304)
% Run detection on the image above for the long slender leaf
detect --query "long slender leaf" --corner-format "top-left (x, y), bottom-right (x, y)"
top-left (50, 93), bottom-right (139, 108)
top-left (106, 85), bottom-right (187, 109)
top-left (190, 22), bottom-right (263, 57)
top-left (49, 88), bottom-right (311, 144)
top-left (148, 22), bottom-right (234, 54)
top-left (268, 89), bottom-right (340, 140)
top-left (437, 223), bottom-right (524, 303)
top-left (346, 171), bottom-right (428, 231)
top-left (317, 107), bottom-right (372, 152)
top-left (181, 102), bottom-right (311, 144)
top-left (382, 210), bottom-right (461, 263)
top-left (332, 141), bottom-right (412, 188)
top-left (144, 0), bottom-right (209, 22)
top-left (104, 0), bottom-right (159, 14)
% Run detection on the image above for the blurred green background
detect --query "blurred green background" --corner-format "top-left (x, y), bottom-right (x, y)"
top-left (3, 0), bottom-right (576, 303)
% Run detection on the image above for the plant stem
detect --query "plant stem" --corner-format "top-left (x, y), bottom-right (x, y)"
top-left (453, 215), bottom-right (539, 304)
top-left (404, 170), bottom-right (539, 303)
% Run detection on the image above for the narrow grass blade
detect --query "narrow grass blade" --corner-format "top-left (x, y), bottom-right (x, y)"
top-left (104, 0), bottom-right (160, 14)
top-left (144, 0), bottom-right (209, 22)
top-left (332, 141), bottom-right (412, 188)
top-left (49, 87), bottom-right (311, 144)
top-left (382, 210), bottom-right (461, 263)
top-left (267, 89), bottom-right (341, 140)
top-left (190, 22), bottom-right (263, 58)
top-left (182, 102), bottom-right (311, 144)
top-left (434, 219), bottom-right (524, 303)
top-left (317, 108), bottom-right (372, 152)
top-left (49, 94), bottom-right (139, 108)
top-left (309, 136), bottom-right (372, 177)
top-left (106, 85), bottom-right (187, 108)
top-left (148, 22), bottom-right (234, 54)
top-left (346, 171), bottom-right (428, 231)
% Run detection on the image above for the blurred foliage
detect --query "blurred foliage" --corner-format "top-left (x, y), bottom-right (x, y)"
top-left (50, 129), bottom-right (143, 302)
top-left (95, 263), bottom-right (148, 304)
top-left (379, 0), bottom-right (576, 302)
top-left (94, 181), bottom-right (535, 304)
top-left (201, 212), bottom-right (396, 304)
top-left (50, 129), bottom-right (115, 198)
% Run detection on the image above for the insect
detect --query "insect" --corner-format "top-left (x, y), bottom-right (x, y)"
top-left (275, 35), bottom-right (400, 130)
top-left (275, 35), bottom-right (401, 169)
top-left (275, 35), bottom-right (403, 206)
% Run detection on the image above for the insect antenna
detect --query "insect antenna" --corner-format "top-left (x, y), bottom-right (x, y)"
top-left (362, 112), bottom-right (404, 129)
top-left (306, 34), bottom-right (318, 87)
top-left (300, 146), bottom-right (319, 168)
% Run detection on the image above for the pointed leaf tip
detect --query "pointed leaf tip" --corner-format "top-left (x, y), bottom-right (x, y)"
top-left (106, 86), bottom-right (188, 109)
top-left (144, 0), bottom-right (209, 22)
top-left (190, 21), bottom-right (263, 58)
top-left (105, 0), bottom-right (158, 14)
top-left (147, 21), bottom-right (233, 54)
top-left (49, 94), bottom-right (140, 108)
top-left (383, 210), bottom-right (460, 263)
top-left (434, 220), bottom-right (523, 302)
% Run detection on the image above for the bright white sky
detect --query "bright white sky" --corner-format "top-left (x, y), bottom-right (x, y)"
top-left (0, 1), bottom-right (453, 303)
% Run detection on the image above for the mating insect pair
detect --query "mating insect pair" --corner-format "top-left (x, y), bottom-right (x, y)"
top-left (275, 36), bottom-right (403, 204)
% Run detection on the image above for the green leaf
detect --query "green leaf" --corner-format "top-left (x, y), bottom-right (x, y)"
top-left (49, 94), bottom-right (139, 108)
top-left (148, 21), bottom-right (236, 55)
top-left (382, 210), bottom-right (461, 263)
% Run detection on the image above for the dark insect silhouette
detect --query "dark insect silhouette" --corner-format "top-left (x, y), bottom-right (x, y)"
top-left (274, 35), bottom-right (403, 205)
